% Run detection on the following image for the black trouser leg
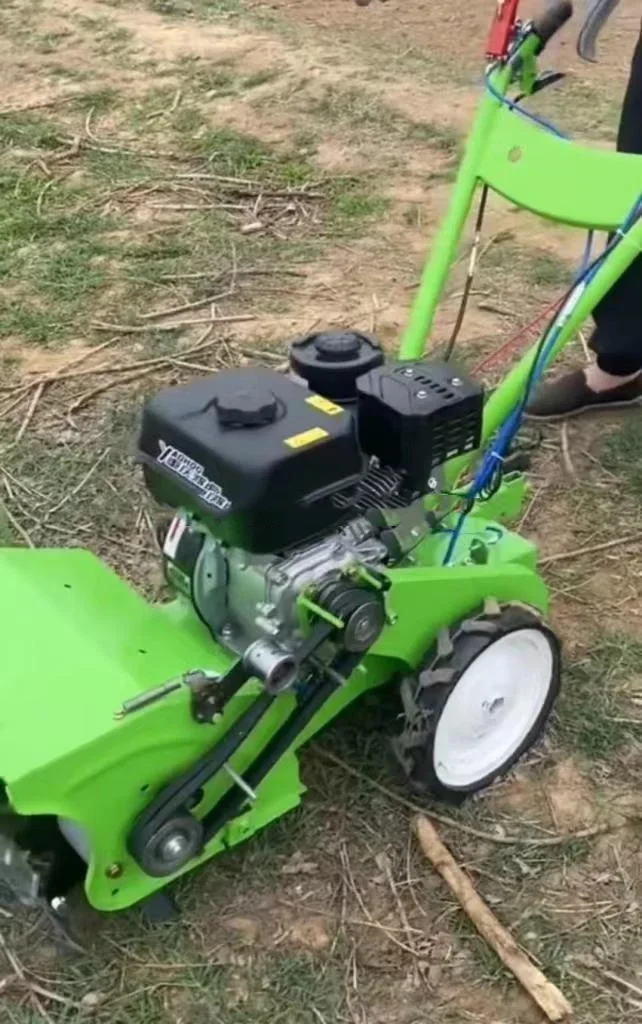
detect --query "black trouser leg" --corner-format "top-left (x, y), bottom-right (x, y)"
top-left (591, 24), bottom-right (642, 377)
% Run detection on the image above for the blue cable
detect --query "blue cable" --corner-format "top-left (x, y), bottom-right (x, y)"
top-left (483, 71), bottom-right (569, 140)
top-left (443, 194), bottom-right (642, 566)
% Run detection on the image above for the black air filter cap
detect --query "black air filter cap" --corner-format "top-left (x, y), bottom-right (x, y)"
top-left (289, 329), bottom-right (384, 401)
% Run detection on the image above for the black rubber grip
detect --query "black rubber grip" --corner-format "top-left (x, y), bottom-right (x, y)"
top-left (533, 1), bottom-right (573, 50)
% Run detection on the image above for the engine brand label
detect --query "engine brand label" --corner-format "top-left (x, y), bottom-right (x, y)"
top-left (306, 394), bottom-right (343, 416)
top-left (284, 427), bottom-right (329, 449)
top-left (157, 441), bottom-right (231, 511)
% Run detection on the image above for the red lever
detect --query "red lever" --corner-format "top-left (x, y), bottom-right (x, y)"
top-left (486, 0), bottom-right (521, 59)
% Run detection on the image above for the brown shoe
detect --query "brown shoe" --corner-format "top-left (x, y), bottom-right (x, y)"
top-left (525, 369), bottom-right (642, 422)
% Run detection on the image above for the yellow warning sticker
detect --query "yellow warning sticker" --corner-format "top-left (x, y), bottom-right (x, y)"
top-left (306, 394), bottom-right (343, 416)
top-left (284, 427), bottom-right (329, 449)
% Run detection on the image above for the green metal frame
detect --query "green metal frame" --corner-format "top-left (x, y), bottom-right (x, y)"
top-left (402, 35), bottom-right (642, 469)
top-left (3, 24), bottom-right (640, 913)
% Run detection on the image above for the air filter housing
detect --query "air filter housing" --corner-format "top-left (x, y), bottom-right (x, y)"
top-left (356, 360), bottom-right (484, 490)
top-left (289, 330), bottom-right (384, 403)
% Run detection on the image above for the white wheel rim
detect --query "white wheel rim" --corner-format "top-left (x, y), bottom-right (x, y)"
top-left (433, 628), bottom-right (554, 790)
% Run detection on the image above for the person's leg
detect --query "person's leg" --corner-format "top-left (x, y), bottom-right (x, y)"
top-left (527, 25), bottom-right (642, 420)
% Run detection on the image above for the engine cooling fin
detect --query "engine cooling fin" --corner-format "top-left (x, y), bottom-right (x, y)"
top-left (332, 460), bottom-right (415, 514)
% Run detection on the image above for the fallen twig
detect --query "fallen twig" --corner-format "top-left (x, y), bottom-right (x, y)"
top-left (377, 851), bottom-right (423, 967)
top-left (9, 329), bottom-right (220, 402)
top-left (149, 201), bottom-right (248, 213)
top-left (0, 499), bottom-right (35, 547)
top-left (91, 314), bottom-right (255, 333)
top-left (277, 898), bottom-right (421, 936)
top-left (414, 815), bottom-right (572, 1022)
top-left (147, 87), bottom-right (182, 121)
top-left (339, 843), bottom-right (420, 959)
top-left (36, 178), bottom-right (54, 216)
top-left (0, 933), bottom-right (52, 1022)
top-left (46, 449), bottom-right (110, 517)
top-left (560, 423), bottom-right (577, 481)
top-left (15, 382), bottom-right (46, 443)
top-left (565, 965), bottom-right (642, 1011)
top-left (313, 747), bottom-right (607, 846)
top-left (541, 533), bottom-right (642, 566)
top-left (580, 447), bottom-right (619, 480)
top-left (84, 106), bottom-right (97, 142)
top-left (139, 288), bottom-right (235, 321)
top-left (597, 967), bottom-right (642, 1001)
top-left (0, 93), bottom-right (85, 116)
top-left (66, 369), bottom-right (154, 424)
top-left (0, 385), bottom-right (33, 417)
top-left (1, 337), bottom-right (123, 396)
top-left (577, 329), bottom-right (591, 364)
top-left (159, 267), bottom-right (306, 283)
top-left (1, 974), bottom-right (87, 1010)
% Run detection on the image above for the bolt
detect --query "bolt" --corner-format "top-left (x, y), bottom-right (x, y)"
top-left (106, 863), bottom-right (123, 879)
top-left (427, 477), bottom-right (439, 491)
top-left (403, 368), bottom-right (414, 377)
top-left (161, 833), bottom-right (189, 863)
top-left (416, 389), bottom-right (428, 399)
top-left (450, 376), bottom-right (462, 387)
top-left (221, 623), bottom-right (233, 638)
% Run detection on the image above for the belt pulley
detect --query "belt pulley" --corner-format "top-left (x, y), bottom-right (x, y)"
top-left (128, 645), bottom-right (358, 879)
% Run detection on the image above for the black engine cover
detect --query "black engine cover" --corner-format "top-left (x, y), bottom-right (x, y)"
top-left (138, 369), bottom-right (365, 553)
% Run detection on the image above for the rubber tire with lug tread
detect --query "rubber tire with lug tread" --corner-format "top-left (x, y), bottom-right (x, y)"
top-left (393, 602), bottom-right (561, 803)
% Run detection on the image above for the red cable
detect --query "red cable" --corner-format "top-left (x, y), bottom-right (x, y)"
top-left (471, 293), bottom-right (566, 375)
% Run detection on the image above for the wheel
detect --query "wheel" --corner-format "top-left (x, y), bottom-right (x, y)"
top-left (393, 602), bottom-right (561, 802)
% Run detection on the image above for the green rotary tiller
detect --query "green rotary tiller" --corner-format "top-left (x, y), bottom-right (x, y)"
top-left (1, 0), bottom-right (636, 926)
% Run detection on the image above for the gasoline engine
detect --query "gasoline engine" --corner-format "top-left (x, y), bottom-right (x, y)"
top-left (140, 332), bottom-right (484, 700)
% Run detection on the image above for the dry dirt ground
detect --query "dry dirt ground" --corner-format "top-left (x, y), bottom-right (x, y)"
top-left (0, 1), bottom-right (640, 1022)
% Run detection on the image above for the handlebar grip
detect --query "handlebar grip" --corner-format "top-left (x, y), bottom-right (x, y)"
top-left (532, 1), bottom-right (574, 50)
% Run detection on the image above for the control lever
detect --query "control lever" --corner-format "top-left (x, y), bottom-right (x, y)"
top-left (515, 69), bottom-right (566, 102)
top-left (577, 0), bottom-right (622, 62)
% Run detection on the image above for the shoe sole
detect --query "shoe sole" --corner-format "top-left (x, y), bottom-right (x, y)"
top-left (525, 396), bottom-right (642, 423)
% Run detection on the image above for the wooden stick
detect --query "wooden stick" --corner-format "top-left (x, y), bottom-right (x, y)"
top-left (413, 815), bottom-right (572, 1022)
